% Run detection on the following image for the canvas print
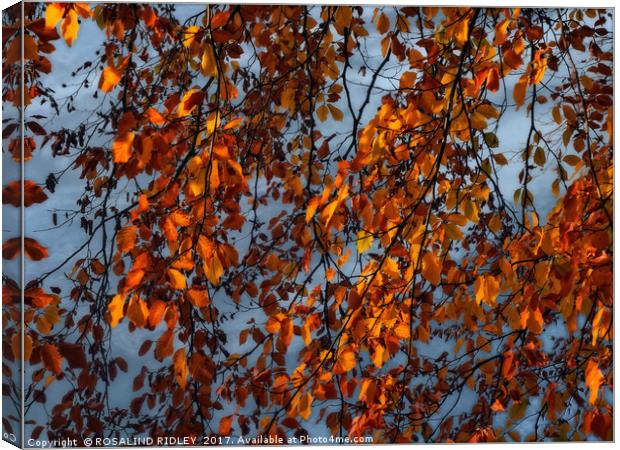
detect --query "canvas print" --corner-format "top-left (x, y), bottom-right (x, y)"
top-left (2, 2), bottom-right (613, 447)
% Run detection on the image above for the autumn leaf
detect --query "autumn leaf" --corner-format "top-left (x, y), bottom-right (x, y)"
top-left (585, 360), bottom-right (604, 405)
top-left (99, 65), bottom-right (122, 93)
top-left (117, 225), bottom-right (137, 254)
top-left (167, 268), bottom-right (187, 290)
top-left (356, 229), bottom-right (373, 253)
top-left (41, 343), bottom-right (63, 374)
top-left (108, 294), bottom-right (125, 328)
top-left (127, 296), bottom-right (149, 328)
top-left (474, 274), bottom-right (500, 306)
top-left (186, 287), bottom-right (210, 307)
top-left (376, 12), bottom-right (390, 34)
top-left (422, 252), bottom-right (441, 286)
top-left (219, 415), bottom-right (233, 435)
top-left (60, 9), bottom-right (79, 47)
top-left (173, 348), bottom-right (188, 389)
top-left (58, 343), bottom-right (87, 369)
top-left (177, 89), bottom-right (205, 117)
top-left (112, 132), bottom-right (135, 163)
top-left (334, 348), bottom-right (356, 374)
top-left (513, 77), bottom-right (528, 108)
top-left (298, 392), bottom-right (313, 420)
top-left (45, 3), bottom-right (65, 30)
top-left (201, 46), bottom-right (218, 77)
top-left (204, 254), bottom-right (224, 286)
top-left (3, 180), bottom-right (48, 207)
top-left (155, 330), bottom-right (174, 361)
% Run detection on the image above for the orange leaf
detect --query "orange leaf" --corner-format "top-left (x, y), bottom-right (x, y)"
top-left (148, 300), bottom-right (167, 327)
top-left (298, 392), bottom-right (313, 420)
top-left (474, 274), bottom-right (500, 306)
top-left (305, 197), bottom-right (320, 223)
top-left (205, 254), bottom-right (224, 285)
top-left (60, 9), bottom-right (79, 47)
top-left (219, 415), bottom-right (233, 435)
top-left (167, 268), bottom-right (186, 290)
top-left (177, 89), bottom-right (205, 117)
top-left (112, 132), bottom-right (135, 163)
top-left (145, 108), bottom-right (166, 126)
top-left (155, 330), bottom-right (174, 361)
top-left (173, 348), bottom-right (188, 389)
top-left (3, 180), bottom-right (48, 207)
top-left (334, 348), bottom-right (356, 374)
top-left (376, 13), bottom-right (390, 34)
top-left (45, 3), bottom-right (65, 30)
top-left (99, 65), bottom-right (122, 93)
top-left (127, 296), bottom-right (149, 328)
top-left (486, 67), bottom-right (500, 93)
top-left (585, 360), bottom-right (604, 405)
top-left (186, 288), bottom-right (210, 308)
top-left (493, 19), bottom-right (510, 46)
top-left (421, 252), bottom-right (441, 286)
top-left (222, 213), bottom-right (245, 230)
top-left (210, 11), bottom-right (230, 28)
top-left (2, 238), bottom-right (20, 260)
top-left (108, 294), bottom-right (125, 328)
top-left (503, 49), bottom-right (523, 70)
top-left (513, 77), bottom-right (528, 108)
top-left (24, 238), bottom-right (49, 261)
top-left (41, 343), bottom-right (62, 374)
top-left (117, 225), bottom-right (137, 254)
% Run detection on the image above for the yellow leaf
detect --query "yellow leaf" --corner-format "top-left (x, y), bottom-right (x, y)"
top-left (201, 45), bottom-right (218, 77)
top-left (99, 65), bottom-right (122, 93)
top-left (61, 9), bottom-right (79, 47)
top-left (173, 348), bottom-right (188, 389)
top-left (167, 268), bottom-right (186, 290)
top-left (108, 294), bottom-right (125, 328)
top-left (117, 225), bottom-right (137, 254)
top-left (356, 230), bottom-right (373, 253)
top-left (45, 3), bottom-right (65, 30)
top-left (112, 132), bottom-right (135, 163)
top-left (183, 25), bottom-right (199, 47)
top-left (444, 222), bottom-right (464, 240)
